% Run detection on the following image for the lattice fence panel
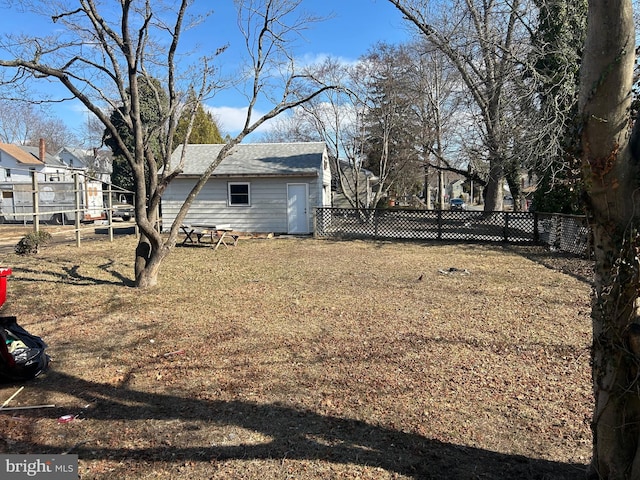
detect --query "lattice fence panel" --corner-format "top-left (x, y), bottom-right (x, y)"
top-left (315, 208), bottom-right (588, 256)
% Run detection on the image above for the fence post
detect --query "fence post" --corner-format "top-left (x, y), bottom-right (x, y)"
top-left (312, 208), bottom-right (318, 238)
top-left (107, 183), bottom-right (114, 242)
top-left (374, 209), bottom-right (379, 239)
top-left (74, 173), bottom-right (81, 247)
top-left (437, 210), bottom-right (442, 240)
top-left (503, 212), bottom-right (509, 242)
top-left (533, 212), bottom-right (539, 243)
top-left (31, 171), bottom-right (39, 233)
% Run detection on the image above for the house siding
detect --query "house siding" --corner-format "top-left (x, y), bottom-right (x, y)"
top-left (162, 175), bottom-right (323, 234)
top-left (0, 151), bottom-right (36, 183)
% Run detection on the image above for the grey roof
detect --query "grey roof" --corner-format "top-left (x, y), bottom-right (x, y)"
top-left (170, 142), bottom-right (326, 177)
top-left (17, 145), bottom-right (64, 166)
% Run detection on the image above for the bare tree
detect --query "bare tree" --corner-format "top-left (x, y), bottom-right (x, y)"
top-left (0, 100), bottom-right (77, 151)
top-left (259, 56), bottom-right (395, 210)
top-left (0, 0), bottom-right (334, 288)
top-left (388, 0), bottom-right (539, 211)
top-left (297, 59), bottom-right (367, 208)
top-left (262, 44), bottom-right (467, 211)
top-left (260, 109), bottom-right (320, 144)
top-left (406, 42), bottom-right (465, 209)
top-left (290, 58), bottom-right (380, 209)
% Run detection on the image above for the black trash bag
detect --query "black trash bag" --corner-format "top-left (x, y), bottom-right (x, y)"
top-left (0, 316), bottom-right (49, 381)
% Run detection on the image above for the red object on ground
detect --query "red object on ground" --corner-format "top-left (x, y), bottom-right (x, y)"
top-left (57, 415), bottom-right (76, 424)
top-left (0, 268), bottom-right (12, 309)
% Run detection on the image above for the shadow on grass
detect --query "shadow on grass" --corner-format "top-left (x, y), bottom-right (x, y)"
top-left (505, 245), bottom-right (593, 286)
top-left (9, 370), bottom-right (587, 480)
top-left (10, 264), bottom-right (129, 287)
top-left (93, 225), bottom-right (138, 236)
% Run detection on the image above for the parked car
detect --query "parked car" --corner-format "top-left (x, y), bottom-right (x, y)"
top-left (112, 203), bottom-right (134, 221)
top-left (503, 195), bottom-right (514, 211)
top-left (450, 198), bottom-right (466, 211)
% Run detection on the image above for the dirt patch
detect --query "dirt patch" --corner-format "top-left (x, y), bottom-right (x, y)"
top-left (0, 238), bottom-right (593, 479)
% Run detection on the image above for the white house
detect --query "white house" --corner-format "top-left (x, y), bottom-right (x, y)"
top-left (0, 140), bottom-right (77, 183)
top-left (58, 147), bottom-right (113, 183)
top-left (0, 141), bottom-right (106, 224)
top-left (0, 142), bottom-right (47, 183)
top-left (162, 142), bottom-right (331, 234)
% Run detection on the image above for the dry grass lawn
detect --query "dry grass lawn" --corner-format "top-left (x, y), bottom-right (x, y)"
top-left (0, 234), bottom-right (593, 479)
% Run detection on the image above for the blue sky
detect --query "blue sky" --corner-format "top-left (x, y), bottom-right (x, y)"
top-left (0, 0), bottom-right (413, 143)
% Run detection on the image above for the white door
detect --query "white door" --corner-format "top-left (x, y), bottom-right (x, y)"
top-left (287, 184), bottom-right (309, 234)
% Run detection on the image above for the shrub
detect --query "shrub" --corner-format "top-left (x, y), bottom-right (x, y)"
top-left (15, 231), bottom-right (53, 255)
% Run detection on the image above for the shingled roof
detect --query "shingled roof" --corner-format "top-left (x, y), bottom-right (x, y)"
top-left (0, 143), bottom-right (45, 165)
top-left (17, 145), bottom-right (64, 166)
top-left (170, 142), bottom-right (326, 177)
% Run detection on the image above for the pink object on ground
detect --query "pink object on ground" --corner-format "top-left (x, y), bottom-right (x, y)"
top-left (0, 268), bottom-right (12, 308)
top-left (57, 415), bottom-right (76, 424)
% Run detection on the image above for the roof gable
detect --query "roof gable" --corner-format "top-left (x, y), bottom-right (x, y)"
top-left (0, 143), bottom-right (45, 166)
top-left (171, 142), bottom-right (326, 177)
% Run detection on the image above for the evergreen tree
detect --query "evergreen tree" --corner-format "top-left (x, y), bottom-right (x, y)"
top-left (361, 44), bottom-right (422, 201)
top-left (173, 98), bottom-right (224, 145)
top-left (104, 77), bottom-right (168, 190)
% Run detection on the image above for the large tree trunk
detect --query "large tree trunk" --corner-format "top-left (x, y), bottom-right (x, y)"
top-left (134, 235), bottom-right (170, 289)
top-left (483, 160), bottom-right (504, 211)
top-left (580, 1), bottom-right (640, 478)
top-left (133, 205), bottom-right (169, 289)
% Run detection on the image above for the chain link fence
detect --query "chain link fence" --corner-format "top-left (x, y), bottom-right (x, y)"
top-left (314, 208), bottom-right (590, 257)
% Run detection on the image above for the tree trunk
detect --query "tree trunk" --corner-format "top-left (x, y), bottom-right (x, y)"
top-left (580, 1), bottom-right (640, 478)
top-left (588, 223), bottom-right (640, 479)
top-left (134, 234), bottom-right (170, 289)
top-left (505, 174), bottom-right (522, 212)
top-left (483, 160), bottom-right (503, 211)
top-left (438, 169), bottom-right (445, 209)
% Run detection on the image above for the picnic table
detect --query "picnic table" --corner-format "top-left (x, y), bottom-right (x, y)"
top-left (180, 224), bottom-right (240, 250)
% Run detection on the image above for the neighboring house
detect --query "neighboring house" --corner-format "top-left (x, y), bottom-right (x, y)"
top-left (0, 140), bottom-right (106, 224)
top-left (331, 160), bottom-right (379, 208)
top-left (58, 147), bottom-right (113, 183)
top-left (17, 142), bottom-right (73, 182)
top-left (519, 170), bottom-right (538, 211)
top-left (0, 139), bottom-right (79, 182)
top-left (58, 147), bottom-right (113, 184)
top-left (0, 142), bottom-right (46, 183)
top-left (447, 179), bottom-right (465, 201)
top-left (162, 142), bottom-right (331, 234)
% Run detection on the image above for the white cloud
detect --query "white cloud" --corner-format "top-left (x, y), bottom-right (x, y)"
top-left (207, 105), bottom-right (278, 137)
top-left (296, 52), bottom-right (359, 68)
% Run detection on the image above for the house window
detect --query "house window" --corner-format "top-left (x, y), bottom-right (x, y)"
top-left (5, 169), bottom-right (10, 178)
top-left (228, 182), bottom-right (250, 206)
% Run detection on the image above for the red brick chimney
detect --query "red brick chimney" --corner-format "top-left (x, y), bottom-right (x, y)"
top-left (39, 138), bottom-right (45, 163)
